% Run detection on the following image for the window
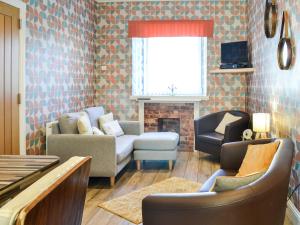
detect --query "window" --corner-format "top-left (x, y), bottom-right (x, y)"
top-left (132, 37), bottom-right (207, 97)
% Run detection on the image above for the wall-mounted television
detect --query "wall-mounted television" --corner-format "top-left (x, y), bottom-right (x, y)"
top-left (221, 41), bottom-right (249, 69)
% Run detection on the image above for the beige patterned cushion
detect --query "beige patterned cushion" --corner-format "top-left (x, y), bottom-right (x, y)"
top-left (99, 112), bottom-right (114, 130)
top-left (102, 120), bottom-right (124, 137)
top-left (215, 113), bottom-right (242, 134)
top-left (92, 127), bottom-right (104, 135)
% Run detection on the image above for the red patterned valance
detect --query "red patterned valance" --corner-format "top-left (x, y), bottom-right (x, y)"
top-left (128, 20), bottom-right (214, 38)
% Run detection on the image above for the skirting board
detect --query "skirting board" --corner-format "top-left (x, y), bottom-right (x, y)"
top-left (287, 200), bottom-right (300, 225)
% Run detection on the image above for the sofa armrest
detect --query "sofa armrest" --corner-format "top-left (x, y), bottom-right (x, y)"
top-left (119, 121), bottom-right (141, 135)
top-left (220, 139), bottom-right (273, 171)
top-left (223, 118), bottom-right (249, 143)
top-left (47, 134), bottom-right (117, 177)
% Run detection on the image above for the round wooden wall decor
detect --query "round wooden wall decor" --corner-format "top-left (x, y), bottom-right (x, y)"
top-left (277, 11), bottom-right (293, 70)
top-left (264, 0), bottom-right (278, 38)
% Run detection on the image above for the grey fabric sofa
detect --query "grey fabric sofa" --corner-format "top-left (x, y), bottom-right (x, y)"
top-left (46, 106), bottom-right (141, 186)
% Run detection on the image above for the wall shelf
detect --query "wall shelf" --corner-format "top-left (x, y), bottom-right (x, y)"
top-left (210, 68), bottom-right (255, 74)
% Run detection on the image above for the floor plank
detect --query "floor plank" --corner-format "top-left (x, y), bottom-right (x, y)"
top-left (82, 152), bottom-right (292, 225)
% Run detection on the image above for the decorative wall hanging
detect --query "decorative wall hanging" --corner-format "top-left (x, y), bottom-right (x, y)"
top-left (277, 11), bottom-right (293, 70)
top-left (264, 0), bottom-right (278, 38)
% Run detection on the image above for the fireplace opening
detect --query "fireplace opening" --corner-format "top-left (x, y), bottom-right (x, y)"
top-left (158, 118), bottom-right (180, 145)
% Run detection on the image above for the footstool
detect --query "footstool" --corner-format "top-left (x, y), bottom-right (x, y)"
top-left (133, 132), bottom-right (179, 170)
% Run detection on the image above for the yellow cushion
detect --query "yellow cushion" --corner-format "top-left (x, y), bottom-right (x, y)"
top-left (236, 141), bottom-right (280, 177)
top-left (77, 114), bottom-right (93, 135)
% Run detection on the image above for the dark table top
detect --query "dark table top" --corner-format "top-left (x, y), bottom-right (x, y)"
top-left (0, 155), bottom-right (59, 205)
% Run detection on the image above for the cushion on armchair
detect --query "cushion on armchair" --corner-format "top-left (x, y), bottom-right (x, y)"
top-left (211, 171), bottom-right (265, 192)
top-left (215, 113), bottom-right (242, 135)
top-left (237, 141), bottom-right (280, 176)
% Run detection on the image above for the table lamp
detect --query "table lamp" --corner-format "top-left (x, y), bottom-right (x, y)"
top-left (253, 113), bottom-right (270, 139)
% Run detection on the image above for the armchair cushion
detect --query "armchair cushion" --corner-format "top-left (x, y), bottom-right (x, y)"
top-left (237, 141), bottom-right (280, 176)
top-left (199, 169), bottom-right (236, 192)
top-left (211, 171), bottom-right (265, 192)
top-left (197, 132), bottom-right (224, 146)
top-left (84, 106), bottom-right (105, 128)
top-left (215, 113), bottom-right (242, 135)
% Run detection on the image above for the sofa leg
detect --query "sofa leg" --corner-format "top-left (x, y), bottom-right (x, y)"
top-left (168, 160), bottom-right (173, 170)
top-left (110, 176), bottom-right (115, 186)
top-left (136, 160), bottom-right (141, 170)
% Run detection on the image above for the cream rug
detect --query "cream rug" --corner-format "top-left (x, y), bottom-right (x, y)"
top-left (98, 177), bottom-right (202, 224)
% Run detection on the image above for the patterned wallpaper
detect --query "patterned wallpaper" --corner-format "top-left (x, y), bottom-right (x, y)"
top-left (22, 0), bottom-right (300, 211)
top-left (247, 0), bottom-right (300, 210)
top-left (94, 0), bottom-right (248, 121)
top-left (24, 0), bottom-right (96, 154)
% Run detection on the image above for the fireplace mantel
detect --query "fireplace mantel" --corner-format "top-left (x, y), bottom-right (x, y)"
top-left (131, 96), bottom-right (208, 103)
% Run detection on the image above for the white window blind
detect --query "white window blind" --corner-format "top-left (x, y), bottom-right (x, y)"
top-left (132, 37), bottom-right (207, 97)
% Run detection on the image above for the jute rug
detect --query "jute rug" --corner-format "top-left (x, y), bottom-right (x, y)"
top-left (98, 177), bottom-right (202, 224)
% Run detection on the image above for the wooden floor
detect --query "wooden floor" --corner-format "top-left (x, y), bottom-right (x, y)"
top-left (82, 151), bottom-right (292, 225)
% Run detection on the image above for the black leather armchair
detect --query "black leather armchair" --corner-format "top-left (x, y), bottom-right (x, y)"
top-left (194, 110), bottom-right (250, 157)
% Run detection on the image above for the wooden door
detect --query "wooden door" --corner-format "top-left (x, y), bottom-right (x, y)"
top-left (0, 2), bottom-right (19, 155)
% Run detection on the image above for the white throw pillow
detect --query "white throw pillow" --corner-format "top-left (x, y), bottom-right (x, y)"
top-left (92, 127), bottom-right (104, 135)
top-left (102, 120), bottom-right (124, 137)
top-left (99, 112), bottom-right (114, 130)
top-left (77, 113), bottom-right (93, 135)
top-left (215, 113), bottom-right (242, 135)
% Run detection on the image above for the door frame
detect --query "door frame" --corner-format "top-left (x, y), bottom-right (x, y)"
top-left (1, 0), bottom-right (26, 155)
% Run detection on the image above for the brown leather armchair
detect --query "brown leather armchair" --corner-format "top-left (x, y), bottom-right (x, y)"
top-left (142, 139), bottom-right (294, 225)
top-left (194, 110), bottom-right (250, 158)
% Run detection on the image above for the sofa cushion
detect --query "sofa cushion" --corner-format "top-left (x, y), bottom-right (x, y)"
top-left (77, 114), bottom-right (93, 135)
top-left (197, 132), bottom-right (224, 146)
top-left (59, 112), bottom-right (85, 134)
top-left (199, 169), bottom-right (237, 192)
top-left (116, 135), bottom-right (137, 163)
top-left (92, 127), bottom-right (104, 135)
top-left (134, 132), bottom-right (179, 150)
top-left (102, 120), bottom-right (124, 137)
top-left (99, 113), bottom-right (114, 130)
top-left (84, 106), bottom-right (105, 128)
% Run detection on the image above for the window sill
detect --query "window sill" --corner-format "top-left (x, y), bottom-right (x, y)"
top-left (130, 96), bottom-right (209, 103)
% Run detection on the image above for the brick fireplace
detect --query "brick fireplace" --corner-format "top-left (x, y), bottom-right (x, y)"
top-left (144, 103), bottom-right (194, 151)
